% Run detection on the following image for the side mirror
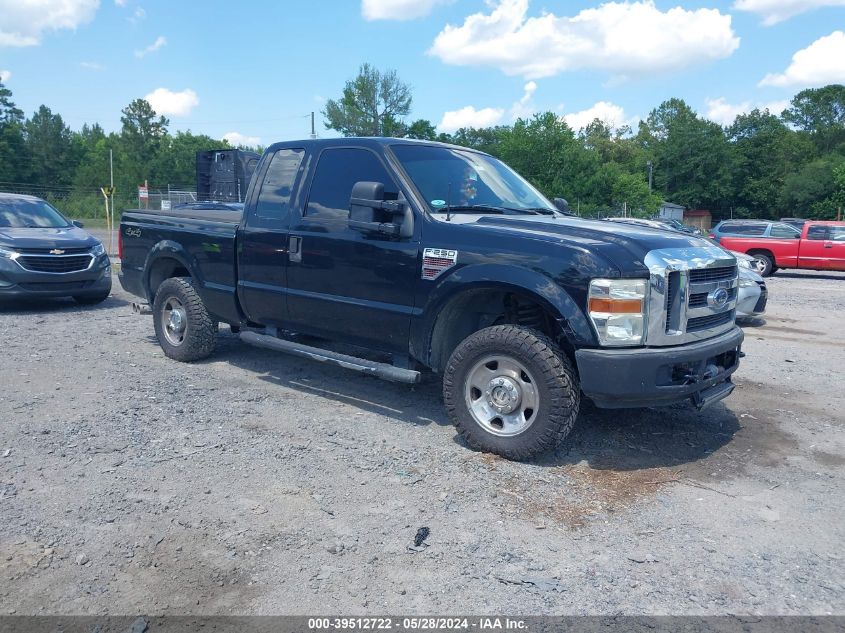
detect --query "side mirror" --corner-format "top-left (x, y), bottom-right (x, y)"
top-left (348, 181), bottom-right (413, 239)
top-left (72, 220), bottom-right (85, 228)
top-left (553, 198), bottom-right (571, 215)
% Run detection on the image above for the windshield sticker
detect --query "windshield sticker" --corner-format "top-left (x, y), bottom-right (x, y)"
top-left (422, 248), bottom-right (458, 280)
top-left (431, 199), bottom-right (446, 207)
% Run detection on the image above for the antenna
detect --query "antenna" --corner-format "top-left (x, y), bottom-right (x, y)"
top-left (446, 182), bottom-right (452, 222)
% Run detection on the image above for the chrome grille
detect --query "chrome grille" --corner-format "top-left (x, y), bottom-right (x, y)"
top-left (17, 254), bottom-right (93, 273)
top-left (645, 246), bottom-right (739, 346)
top-left (689, 266), bottom-right (737, 283)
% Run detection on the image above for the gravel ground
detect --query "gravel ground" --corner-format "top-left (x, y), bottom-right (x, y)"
top-left (0, 267), bottom-right (843, 616)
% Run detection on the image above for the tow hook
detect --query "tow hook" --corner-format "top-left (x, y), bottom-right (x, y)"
top-left (132, 302), bottom-right (152, 315)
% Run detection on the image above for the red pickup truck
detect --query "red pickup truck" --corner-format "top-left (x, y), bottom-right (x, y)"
top-left (719, 221), bottom-right (845, 276)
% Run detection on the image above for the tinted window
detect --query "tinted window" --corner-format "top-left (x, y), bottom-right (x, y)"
top-left (806, 225), bottom-right (828, 240)
top-left (254, 148), bottom-right (304, 221)
top-left (0, 197), bottom-right (71, 228)
top-left (770, 224), bottom-right (800, 238)
top-left (829, 227), bottom-right (845, 242)
top-left (306, 148), bottom-right (397, 220)
top-left (720, 222), bottom-right (766, 235)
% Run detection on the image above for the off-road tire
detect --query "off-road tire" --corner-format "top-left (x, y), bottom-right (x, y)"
top-left (153, 277), bottom-right (217, 362)
top-left (443, 325), bottom-right (579, 460)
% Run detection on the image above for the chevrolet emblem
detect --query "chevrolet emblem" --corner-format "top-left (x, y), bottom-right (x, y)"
top-left (49, 249), bottom-right (65, 255)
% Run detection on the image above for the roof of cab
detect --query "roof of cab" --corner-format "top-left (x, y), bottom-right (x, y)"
top-left (264, 136), bottom-right (479, 155)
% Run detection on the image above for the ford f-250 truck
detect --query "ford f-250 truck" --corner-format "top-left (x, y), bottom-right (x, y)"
top-left (119, 138), bottom-right (744, 459)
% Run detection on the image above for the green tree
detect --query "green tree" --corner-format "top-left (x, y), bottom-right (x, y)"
top-left (783, 84), bottom-right (845, 152)
top-left (117, 98), bottom-right (170, 190)
top-left (640, 99), bottom-right (732, 210)
top-left (406, 119), bottom-right (437, 140)
top-left (727, 108), bottom-right (812, 219)
top-left (24, 105), bottom-right (76, 186)
top-left (323, 63), bottom-right (412, 136)
top-left (0, 81), bottom-right (30, 184)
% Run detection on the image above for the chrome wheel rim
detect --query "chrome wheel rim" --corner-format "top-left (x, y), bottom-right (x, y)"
top-left (464, 355), bottom-right (538, 437)
top-left (162, 297), bottom-right (187, 346)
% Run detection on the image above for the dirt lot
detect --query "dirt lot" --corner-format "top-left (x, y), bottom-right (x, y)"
top-left (0, 268), bottom-right (843, 616)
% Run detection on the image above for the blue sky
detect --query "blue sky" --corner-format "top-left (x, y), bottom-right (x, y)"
top-left (1, 0), bottom-right (844, 146)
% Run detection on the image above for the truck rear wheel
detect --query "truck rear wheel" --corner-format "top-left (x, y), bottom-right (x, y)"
top-left (153, 277), bottom-right (217, 362)
top-left (752, 252), bottom-right (775, 277)
top-left (443, 325), bottom-right (579, 460)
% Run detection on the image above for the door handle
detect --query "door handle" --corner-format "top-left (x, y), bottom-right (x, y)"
top-left (824, 242), bottom-right (833, 248)
top-left (289, 236), bottom-right (302, 263)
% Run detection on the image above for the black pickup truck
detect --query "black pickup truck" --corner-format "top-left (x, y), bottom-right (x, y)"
top-left (119, 138), bottom-right (744, 459)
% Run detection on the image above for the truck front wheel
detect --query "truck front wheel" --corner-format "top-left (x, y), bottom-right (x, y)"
top-left (152, 277), bottom-right (218, 362)
top-left (443, 325), bottom-right (579, 460)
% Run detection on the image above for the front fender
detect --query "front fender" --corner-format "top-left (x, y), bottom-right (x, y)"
top-left (410, 263), bottom-right (597, 364)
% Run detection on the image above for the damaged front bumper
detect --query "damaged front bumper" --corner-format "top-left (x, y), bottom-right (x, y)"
top-left (575, 326), bottom-right (744, 410)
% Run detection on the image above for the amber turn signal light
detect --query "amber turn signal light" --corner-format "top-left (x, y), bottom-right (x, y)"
top-left (588, 297), bottom-right (643, 314)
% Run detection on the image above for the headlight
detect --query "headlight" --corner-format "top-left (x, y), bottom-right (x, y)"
top-left (91, 242), bottom-right (106, 257)
top-left (736, 257), bottom-right (751, 270)
top-left (588, 278), bottom-right (647, 346)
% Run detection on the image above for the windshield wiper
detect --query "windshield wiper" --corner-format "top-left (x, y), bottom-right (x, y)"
top-left (520, 207), bottom-right (557, 215)
top-left (436, 205), bottom-right (544, 215)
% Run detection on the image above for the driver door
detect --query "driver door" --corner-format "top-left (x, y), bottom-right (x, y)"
top-left (285, 147), bottom-right (420, 353)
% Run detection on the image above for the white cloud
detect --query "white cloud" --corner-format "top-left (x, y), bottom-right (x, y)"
top-left (438, 106), bottom-right (505, 132)
top-left (362, 0), bottom-right (449, 20)
top-left (223, 132), bottom-right (262, 147)
top-left (80, 61), bottom-right (104, 70)
top-left (759, 31), bottom-right (845, 88)
top-left (134, 35), bottom-right (166, 58)
top-left (143, 88), bottom-right (199, 117)
top-left (509, 81), bottom-right (537, 120)
top-left (429, 0), bottom-right (739, 80)
top-left (704, 97), bottom-right (790, 125)
top-left (0, 0), bottom-right (99, 47)
top-left (0, 69), bottom-right (11, 83)
top-left (114, 0), bottom-right (127, 6)
top-left (562, 101), bottom-right (630, 131)
top-left (734, 0), bottom-right (845, 25)
top-left (129, 6), bottom-right (146, 22)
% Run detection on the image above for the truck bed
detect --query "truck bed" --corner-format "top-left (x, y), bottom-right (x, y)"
top-left (119, 209), bottom-right (242, 323)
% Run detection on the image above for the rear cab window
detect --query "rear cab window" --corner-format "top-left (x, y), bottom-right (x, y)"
top-left (720, 222), bottom-right (767, 236)
top-left (806, 225), bottom-right (828, 240)
top-left (770, 223), bottom-right (800, 238)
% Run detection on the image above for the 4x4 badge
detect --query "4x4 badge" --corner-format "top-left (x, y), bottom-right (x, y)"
top-left (422, 248), bottom-right (457, 280)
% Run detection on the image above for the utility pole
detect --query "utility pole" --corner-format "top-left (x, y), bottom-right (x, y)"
top-left (646, 160), bottom-right (653, 192)
top-left (108, 149), bottom-right (115, 256)
top-left (310, 111), bottom-right (316, 139)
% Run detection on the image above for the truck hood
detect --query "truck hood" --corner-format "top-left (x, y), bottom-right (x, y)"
top-left (0, 225), bottom-right (99, 250)
top-left (469, 215), bottom-right (715, 275)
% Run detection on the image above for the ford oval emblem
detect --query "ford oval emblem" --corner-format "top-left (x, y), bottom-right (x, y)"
top-left (707, 287), bottom-right (730, 309)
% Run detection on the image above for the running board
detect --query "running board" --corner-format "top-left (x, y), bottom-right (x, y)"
top-left (239, 331), bottom-right (421, 384)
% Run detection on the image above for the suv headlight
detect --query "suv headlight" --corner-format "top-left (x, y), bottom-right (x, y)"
top-left (736, 257), bottom-right (751, 270)
top-left (588, 278), bottom-right (647, 346)
top-left (91, 242), bottom-right (106, 257)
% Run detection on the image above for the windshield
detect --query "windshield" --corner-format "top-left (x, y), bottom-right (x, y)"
top-left (0, 197), bottom-right (72, 228)
top-left (391, 144), bottom-right (557, 215)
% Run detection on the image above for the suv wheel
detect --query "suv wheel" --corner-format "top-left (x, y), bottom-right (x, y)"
top-left (152, 277), bottom-right (217, 362)
top-left (443, 325), bottom-right (579, 460)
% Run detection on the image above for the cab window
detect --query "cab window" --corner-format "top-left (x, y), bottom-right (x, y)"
top-left (806, 225), bottom-right (828, 240)
top-left (254, 148), bottom-right (305, 223)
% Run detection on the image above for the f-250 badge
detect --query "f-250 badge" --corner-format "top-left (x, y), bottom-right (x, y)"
top-left (422, 248), bottom-right (457, 280)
